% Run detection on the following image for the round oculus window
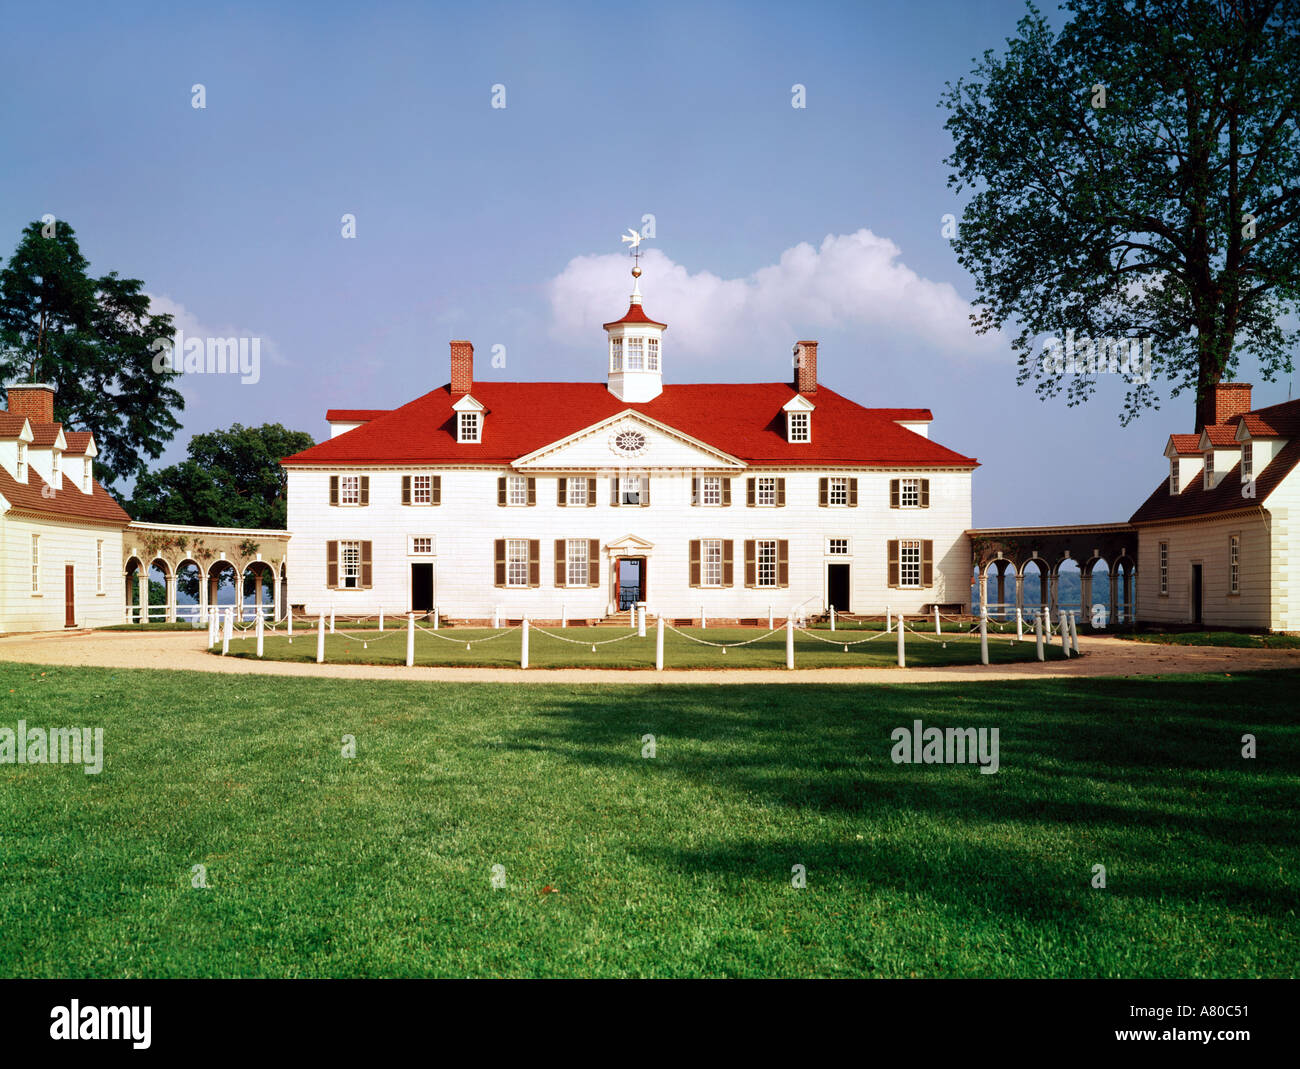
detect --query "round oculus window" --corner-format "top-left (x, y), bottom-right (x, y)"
top-left (613, 430), bottom-right (647, 455)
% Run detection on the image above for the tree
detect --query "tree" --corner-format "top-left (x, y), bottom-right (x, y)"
top-left (0, 220), bottom-right (182, 486)
top-left (941, 0), bottom-right (1300, 429)
top-left (127, 423), bottom-right (315, 531)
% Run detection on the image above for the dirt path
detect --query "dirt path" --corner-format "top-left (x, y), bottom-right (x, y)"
top-left (0, 629), bottom-right (1296, 685)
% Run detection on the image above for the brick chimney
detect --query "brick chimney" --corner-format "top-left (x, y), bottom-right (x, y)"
top-left (450, 341), bottom-right (473, 395)
top-left (792, 341), bottom-right (818, 394)
top-left (6, 383), bottom-right (56, 424)
top-left (1212, 382), bottom-right (1252, 425)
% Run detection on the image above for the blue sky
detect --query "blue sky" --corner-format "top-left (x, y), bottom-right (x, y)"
top-left (2, 0), bottom-right (1294, 525)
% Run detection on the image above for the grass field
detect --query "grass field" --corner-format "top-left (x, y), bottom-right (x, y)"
top-left (0, 661), bottom-right (1296, 978)
top-left (1116, 630), bottom-right (1300, 649)
top-left (215, 622), bottom-right (1065, 669)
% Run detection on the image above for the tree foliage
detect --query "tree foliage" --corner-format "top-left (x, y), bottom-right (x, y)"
top-left (127, 422), bottom-right (314, 532)
top-left (0, 220), bottom-right (182, 484)
top-left (941, 0), bottom-right (1300, 428)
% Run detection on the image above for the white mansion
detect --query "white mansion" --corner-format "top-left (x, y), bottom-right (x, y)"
top-left (281, 271), bottom-right (979, 623)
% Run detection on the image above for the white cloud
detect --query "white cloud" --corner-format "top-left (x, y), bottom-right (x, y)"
top-left (546, 229), bottom-right (999, 362)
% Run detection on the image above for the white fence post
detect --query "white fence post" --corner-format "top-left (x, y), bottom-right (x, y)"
top-left (1015, 607), bottom-right (1023, 642)
top-left (317, 613), bottom-right (325, 664)
top-left (768, 605), bottom-right (773, 630)
top-left (830, 606), bottom-right (836, 632)
top-left (1060, 612), bottom-right (1071, 656)
top-left (521, 617), bottom-right (529, 669)
top-left (1070, 611), bottom-right (1080, 655)
top-left (329, 607), bottom-right (335, 634)
top-left (493, 606), bottom-right (500, 629)
top-left (208, 609), bottom-right (216, 648)
top-left (379, 609), bottom-right (384, 632)
top-left (655, 615), bottom-right (664, 671)
top-left (980, 605), bottom-right (989, 666)
top-left (221, 607), bottom-right (232, 655)
top-left (256, 610), bottom-right (264, 658)
top-left (786, 613), bottom-right (795, 670)
top-left (287, 604), bottom-right (293, 640)
top-left (701, 606), bottom-right (706, 630)
top-left (935, 605), bottom-right (941, 635)
top-left (561, 602), bottom-right (567, 629)
top-left (1035, 610), bottom-right (1045, 661)
top-left (638, 606), bottom-right (646, 637)
top-left (897, 613), bottom-right (905, 667)
top-left (886, 606), bottom-right (892, 634)
top-left (406, 613), bottom-right (414, 667)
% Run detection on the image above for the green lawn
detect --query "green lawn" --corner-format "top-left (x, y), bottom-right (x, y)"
top-left (0, 662), bottom-right (1295, 978)
top-left (216, 622), bottom-right (1066, 669)
top-left (1116, 630), bottom-right (1300, 649)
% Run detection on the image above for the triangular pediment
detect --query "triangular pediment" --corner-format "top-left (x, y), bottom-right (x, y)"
top-left (606, 533), bottom-right (654, 554)
top-left (513, 410), bottom-right (745, 471)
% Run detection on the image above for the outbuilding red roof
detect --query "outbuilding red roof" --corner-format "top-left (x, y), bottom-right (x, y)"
top-left (283, 382), bottom-right (974, 469)
top-left (1132, 397), bottom-right (1300, 525)
top-left (0, 464), bottom-right (131, 526)
top-left (1168, 434), bottom-right (1202, 455)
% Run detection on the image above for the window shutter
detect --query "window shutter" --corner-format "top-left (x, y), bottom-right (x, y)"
top-left (497, 477), bottom-right (507, 506)
top-left (359, 476), bottom-right (369, 506)
top-left (528, 540), bottom-right (540, 587)
top-left (744, 540), bottom-right (756, 588)
top-left (360, 542), bottom-right (373, 588)
top-left (587, 540), bottom-right (600, 586)
top-left (586, 477), bottom-right (597, 507)
top-left (432, 476), bottom-right (441, 506)
top-left (691, 477), bottom-right (699, 506)
top-left (640, 476), bottom-right (650, 507)
top-left (722, 540), bottom-right (734, 586)
top-left (610, 476), bottom-right (620, 507)
top-left (722, 479), bottom-right (731, 506)
top-left (326, 541), bottom-right (338, 588)
top-left (557, 479), bottom-right (567, 507)
top-left (776, 479), bottom-right (786, 507)
top-left (777, 540), bottom-right (789, 586)
top-left (329, 476), bottom-right (339, 506)
top-left (920, 479), bottom-right (930, 508)
top-left (554, 539), bottom-right (566, 587)
top-left (819, 478), bottom-right (828, 507)
top-left (494, 540), bottom-right (506, 587)
top-left (527, 477), bottom-right (536, 506)
top-left (887, 540), bottom-right (900, 588)
top-left (890, 479), bottom-right (899, 509)
top-left (849, 478), bottom-right (858, 507)
top-left (689, 540), bottom-right (701, 587)
top-left (922, 540), bottom-right (934, 586)
top-left (401, 475), bottom-right (411, 505)
top-left (746, 478), bottom-right (755, 507)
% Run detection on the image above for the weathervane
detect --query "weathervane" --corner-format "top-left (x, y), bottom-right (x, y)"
top-left (621, 227), bottom-right (644, 279)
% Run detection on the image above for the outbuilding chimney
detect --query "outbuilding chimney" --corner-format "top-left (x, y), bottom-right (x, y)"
top-left (6, 383), bottom-right (56, 424)
top-left (1211, 382), bottom-right (1252, 426)
top-left (792, 341), bottom-right (818, 394)
top-left (450, 341), bottom-right (474, 395)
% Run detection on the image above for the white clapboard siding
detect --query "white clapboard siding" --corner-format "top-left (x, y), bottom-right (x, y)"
top-left (0, 515), bottom-right (126, 632)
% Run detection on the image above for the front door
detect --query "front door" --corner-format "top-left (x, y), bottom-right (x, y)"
top-left (1191, 564), bottom-right (1203, 625)
top-left (411, 563), bottom-right (434, 613)
top-left (64, 565), bottom-right (76, 628)
top-left (617, 557), bottom-right (645, 609)
top-left (827, 563), bottom-right (851, 613)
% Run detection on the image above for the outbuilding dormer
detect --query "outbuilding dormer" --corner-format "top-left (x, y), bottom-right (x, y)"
top-left (1197, 425), bottom-right (1241, 490)
top-left (1164, 434), bottom-right (1203, 495)
top-left (0, 414), bottom-right (34, 483)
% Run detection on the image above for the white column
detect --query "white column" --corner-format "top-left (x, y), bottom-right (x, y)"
top-left (1015, 607), bottom-right (1023, 641)
top-left (830, 607), bottom-right (836, 632)
top-left (638, 606), bottom-right (646, 637)
top-left (935, 605), bottom-right (941, 635)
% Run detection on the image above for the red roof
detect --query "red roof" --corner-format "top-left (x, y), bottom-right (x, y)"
top-left (326, 409), bottom-right (390, 422)
top-left (1168, 434), bottom-right (1202, 455)
top-left (1133, 397), bottom-right (1300, 525)
top-left (602, 302), bottom-right (667, 329)
top-left (29, 422), bottom-right (64, 447)
top-left (0, 414), bottom-right (28, 438)
top-left (1202, 425), bottom-right (1240, 447)
top-left (1231, 398), bottom-right (1300, 439)
top-left (283, 382), bottom-right (975, 468)
top-left (63, 431), bottom-right (93, 455)
top-left (0, 464), bottom-right (131, 526)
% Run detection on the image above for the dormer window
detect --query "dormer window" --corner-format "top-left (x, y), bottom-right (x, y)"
top-left (16, 442), bottom-right (25, 481)
top-left (610, 338), bottom-right (623, 372)
top-left (83, 457), bottom-right (92, 489)
top-left (1204, 451), bottom-right (1214, 486)
top-left (458, 411), bottom-right (480, 443)
top-left (788, 411), bottom-right (810, 443)
top-left (627, 337), bottom-right (644, 371)
top-left (1242, 441), bottom-right (1253, 480)
top-left (51, 450), bottom-right (60, 483)
top-left (1169, 458), bottom-right (1179, 494)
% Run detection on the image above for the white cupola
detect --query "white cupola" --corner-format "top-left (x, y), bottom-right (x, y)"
top-left (604, 237), bottom-right (666, 402)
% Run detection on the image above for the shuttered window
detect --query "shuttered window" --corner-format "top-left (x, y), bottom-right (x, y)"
top-left (890, 478), bottom-right (929, 508)
top-left (888, 539), bottom-right (933, 588)
top-left (505, 539), bottom-right (529, 587)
